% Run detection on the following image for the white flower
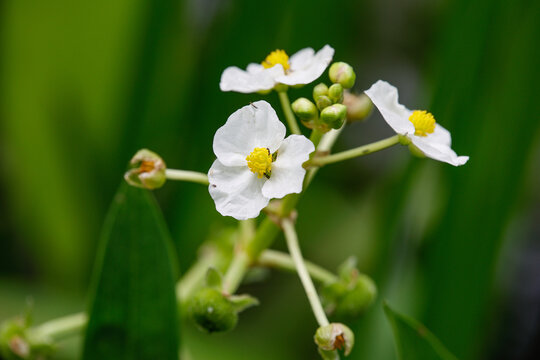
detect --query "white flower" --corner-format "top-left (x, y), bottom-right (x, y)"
top-left (220, 45), bottom-right (335, 93)
top-left (208, 100), bottom-right (315, 220)
top-left (364, 80), bottom-right (469, 166)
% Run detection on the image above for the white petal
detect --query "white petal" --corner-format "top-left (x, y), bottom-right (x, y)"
top-left (410, 136), bottom-right (469, 166)
top-left (276, 45), bottom-right (334, 86)
top-left (429, 123), bottom-right (452, 147)
top-left (262, 135), bottom-right (315, 199)
top-left (288, 47), bottom-right (315, 70)
top-left (219, 64), bottom-right (284, 93)
top-left (208, 159), bottom-right (269, 220)
top-left (213, 100), bottom-right (286, 166)
top-left (364, 80), bottom-right (415, 135)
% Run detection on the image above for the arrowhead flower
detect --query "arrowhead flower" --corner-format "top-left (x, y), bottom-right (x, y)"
top-left (208, 101), bottom-right (314, 220)
top-left (365, 80), bottom-right (469, 166)
top-left (220, 45), bottom-right (334, 93)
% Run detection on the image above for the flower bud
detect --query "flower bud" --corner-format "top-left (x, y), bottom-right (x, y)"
top-left (316, 95), bottom-right (333, 111)
top-left (328, 84), bottom-right (344, 104)
top-left (334, 274), bottom-right (376, 318)
top-left (343, 92), bottom-right (373, 122)
top-left (329, 62), bottom-right (356, 89)
top-left (0, 317), bottom-right (53, 360)
top-left (314, 323), bottom-right (355, 356)
top-left (320, 104), bottom-right (347, 130)
top-left (124, 149), bottom-right (166, 190)
top-left (321, 257), bottom-right (377, 319)
top-left (292, 98), bottom-right (318, 121)
top-left (188, 288), bottom-right (238, 333)
top-left (313, 83), bottom-right (329, 101)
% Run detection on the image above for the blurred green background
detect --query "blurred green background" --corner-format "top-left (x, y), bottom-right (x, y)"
top-left (1, 0), bottom-right (539, 359)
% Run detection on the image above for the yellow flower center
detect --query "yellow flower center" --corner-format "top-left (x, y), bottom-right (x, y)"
top-left (262, 49), bottom-right (290, 71)
top-left (246, 147), bottom-right (273, 179)
top-left (409, 110), bottom-right (436, 137)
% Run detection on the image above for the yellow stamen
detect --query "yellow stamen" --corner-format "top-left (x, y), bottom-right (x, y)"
top-left (409, 110), bottom-right (436, 137)
top-left (262, 49), bottom-right (290, 71)
top-left (246, 147), bottom-right (273, 179)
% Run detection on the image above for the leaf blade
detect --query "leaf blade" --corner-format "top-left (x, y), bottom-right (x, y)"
top-left (384, 302), bottom-right (458, 360)
top-left (82, 184), bottom-right (179, 360)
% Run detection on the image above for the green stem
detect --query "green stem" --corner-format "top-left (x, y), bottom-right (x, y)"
top-left (165, 169), bottom-right (209, 185)
top-left (257, 249), bottom-right (338, 284)
top-left (308, 134), bottom-right (400, 167)
top-left (304, 125), bottom-right (346, 188)
top-left (32, 313), bottom-right (86, 341)
top-left (282, 218), bottom-right (329, 327)
top-left (222, 251), bottom-right (250, 295)
top-left (278, 90), bottom-right (301, 135)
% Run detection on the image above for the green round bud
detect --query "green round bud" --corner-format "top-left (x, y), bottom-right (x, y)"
top-left (124, 149), bottom-right (166, 190)
top-left (334, 274), bottom-right (377, 318)
top-left (320, 104), bottom-right (347, 129)
top-left (313, 83), bottom-right (329, 101)
top-left (343, 92), bottom-right (373, 122)
top-left (292, 98), bottom-right (318, 120)
top-left (328, 84), bottom-right (344, 104)
top-left (314, 323), bottom-right (355, 356)
top-left (188, 288), bottom-right (238, 333)
top-left (329, 62), bottom-right (356, 89)
top-left (316, 95), bottom-right (333, 111)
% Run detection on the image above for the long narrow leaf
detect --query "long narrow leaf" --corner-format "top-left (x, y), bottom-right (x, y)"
top-left (82, 184), bottom-right (179, 360)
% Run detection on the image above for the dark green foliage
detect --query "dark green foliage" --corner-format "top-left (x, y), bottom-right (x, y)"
top-left (384, 303), bottom-right (458, 360)
top-left (82, 184), bottom-right (179, 360)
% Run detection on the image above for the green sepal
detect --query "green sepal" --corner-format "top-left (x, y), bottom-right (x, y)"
top-left (228, 294), bottom-right (260, 313)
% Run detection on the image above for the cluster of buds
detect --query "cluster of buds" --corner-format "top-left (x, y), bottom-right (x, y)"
top-left (320, 257), bottom-right (377, 320)
top-left (292, 61), bottom-right (371, 133)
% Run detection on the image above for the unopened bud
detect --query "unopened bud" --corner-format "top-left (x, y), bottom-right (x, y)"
top-left (316, 95), bottom-right (333, 111)
top-left (188, 288), bottom-right (238, 333)
top-left (343, 92), bottom-right (373, 122)
top-left (313, 83), bottom-right (329, 101)
top-left (320, 104), bottom-right (347, 130)
top-left (334, 274), bottom-right (376, 318)
top-left (314, 323), bottom-right (355, 356)
top-left (292, 98), bottom-right (318, 121)
top-left (328, 84), bottom-right (344, 103)
top-left (124, 149), bottom-right (166, 190)
top-left (329, 62), bottom-right (356, 89)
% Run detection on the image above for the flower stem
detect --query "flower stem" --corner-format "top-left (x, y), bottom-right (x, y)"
top-left (278, 90), bottom-right (301, 135)
top-left (222, 251), bottom-right (250, 295)
top-left (304, 125), bottom-right (346, 188)
top-left (282, 218), bottom-right (329, 327)
top-left (308, 134), bottom-right (400, 167)
top-left (32, 312), bottom-right (86, 341)
top-left (257, 249), bottom-right (338, 284)
top-left (165, 169), bottom-right (209, 185)
top-left (222, 219), bottom-right (256, 294)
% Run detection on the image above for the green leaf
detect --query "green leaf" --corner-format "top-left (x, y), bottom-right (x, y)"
top-left (384, 302), bottom-right (458, 360)
top-left (82, 184), bottom-right (180, 360)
